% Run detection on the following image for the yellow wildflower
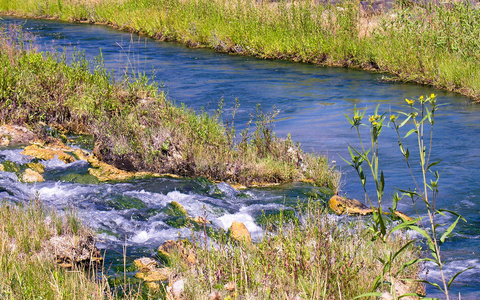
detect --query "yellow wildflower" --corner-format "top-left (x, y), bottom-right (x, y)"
top-left (430, 93), bottom-right (436, 98)
top-left (419, 95), bottom-right (424, 100)
top-left (369, 116), bottom-right (375, 122)
top-left (390, 115), bottom-right (395, 122)
top-left (405, 98), bottom-right (414, 106)
top-left (372, 121), bottom-right (378, 126)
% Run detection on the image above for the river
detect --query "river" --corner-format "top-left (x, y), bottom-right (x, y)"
top-left (0, 16), bottom-right (479, 298)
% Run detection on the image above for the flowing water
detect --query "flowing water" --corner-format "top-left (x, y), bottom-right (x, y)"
top-left (1, 16), bottom-right (479, 298)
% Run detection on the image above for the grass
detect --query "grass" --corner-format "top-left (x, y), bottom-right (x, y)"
top-left (0, 0), bottom-right (479, 101)
top-left (0, 199), bottom-right (105, 299)
top-left (0, 25), bottom-right (339, 188)
top-left (169, 201), bottom-right (423, 299)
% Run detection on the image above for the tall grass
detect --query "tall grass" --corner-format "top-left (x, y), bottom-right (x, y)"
top-left (0, 0), bottom-right (479, 100)
top-left (0, 25), bottom-right (339, 188)
top-left (171, 201), bottom-right (422, 299)
top-left (0, 200), bottom-right (105, 299)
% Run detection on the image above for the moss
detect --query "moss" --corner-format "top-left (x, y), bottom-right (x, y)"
top-left (256, 209), bottom-right (298, 230)
top-left (58, 173), bottom-right (101, 184)
top-left (105, 194), bottom-right (147, 210)
top-left (1, 161), bottom-right (22, 174)
top-left (162, 201), bottom-right (188, 217)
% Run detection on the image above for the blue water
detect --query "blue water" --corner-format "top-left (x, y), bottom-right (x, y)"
top-left (1, 15), bottom-right (479, 298)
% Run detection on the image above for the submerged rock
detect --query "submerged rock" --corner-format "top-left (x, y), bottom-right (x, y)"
top-left (163, 201), bottom-right (188, 217)
top-left (228, 221), bottom-right (252, 245)
top-left (21, 168), bottom-right (45, 183)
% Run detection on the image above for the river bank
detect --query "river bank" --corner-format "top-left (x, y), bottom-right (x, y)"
top-left (0, 0), bottom-right (479, 101)
top-left (0, 25), bottom-right (339, 188)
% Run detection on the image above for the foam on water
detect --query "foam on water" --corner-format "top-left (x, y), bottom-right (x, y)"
top-left (0, 149), bottom-right (32, 164)
top-left (216, 208), bottom-right (264, 241)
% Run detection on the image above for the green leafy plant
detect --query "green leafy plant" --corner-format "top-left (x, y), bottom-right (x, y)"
top-left (345, 95), bottom-right (471, 299)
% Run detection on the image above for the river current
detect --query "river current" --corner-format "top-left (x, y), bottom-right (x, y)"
top-left (0, 16), bottom-right (479, 298)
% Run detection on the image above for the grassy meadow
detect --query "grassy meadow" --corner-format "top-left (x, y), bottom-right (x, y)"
top-left (0, 0), bottom-right (479, 100)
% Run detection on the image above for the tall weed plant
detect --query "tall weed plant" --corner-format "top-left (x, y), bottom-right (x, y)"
top-left (345, 95), bottom-right (471, 299)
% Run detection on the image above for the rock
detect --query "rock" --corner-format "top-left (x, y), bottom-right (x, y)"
top-left (208, 291), bottom-right (222, 300)
top-left (133, 257), bottom-right (158, 272)
top-left (86, 151), bottom-right (158, 182)
top-left (21, 144), bottom-right (76, 164)
top-left (329, 195), bottom-right (413, 221)
top-left (190, 216), bottom-right (210, 225)
top-left (329, 195), bottom-right (373, 216)
top-left (88, 162), bottom-right (135, 181)
top-left (163, 201), bottom-right (188, 217)
top-left (44, 234), bottom-right (102, 267)
top-left (172, 279), bottom-right (184, 298)
top-left (228, 221), bottom-right (252, 245)
top-left (380, 277), bottom-right (417, 300)
top-left (25, 162), bottom-right (45, 174)
top-left (146, 282), bottom-right (161, 292)
top-left (0, 125), bottom-right (37, 147)
top-left (21, 168), bottom-right (45, 183)
top-left (158, 240), bottom-right (196, 266)
top-left (224, 281), bottom-right (235, 292)
top-left (167, 278), bottom-right (186, 300)
top-left (135, 267), bottom-right (172, 282)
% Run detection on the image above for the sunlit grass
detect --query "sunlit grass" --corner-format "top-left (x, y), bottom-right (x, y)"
top-left (171, 201), bottom-right (422, 299)
top-left (0, 0), bottom-right (479, 100)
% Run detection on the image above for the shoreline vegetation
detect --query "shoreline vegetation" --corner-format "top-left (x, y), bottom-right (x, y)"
top-left (0, 200), bottom-right (423, 299)
top-left (0, 25), bottom-right (339, 189)
top-left (0, 0), bottom-right (479, 101)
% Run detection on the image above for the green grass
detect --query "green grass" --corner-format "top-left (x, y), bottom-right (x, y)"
top-left (169, 202), bottom-right (422, 299)
top-left (0, 25), bottom-right (339, 188)
top-left (0, 0), bottom-right (479, 100)
top-left (0, 200), bottom-right (106, 299)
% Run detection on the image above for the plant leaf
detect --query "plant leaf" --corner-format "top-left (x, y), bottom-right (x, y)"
top-left (353, 292), bottom-right (383, 299)
top-left (440, 216), bottom-right (461, 244)
top-left (448, 266), bottom-right (474, 289)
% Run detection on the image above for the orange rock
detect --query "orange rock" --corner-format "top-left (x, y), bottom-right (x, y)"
top-left (328, 195), bottom-right (372, 216)
top-left (22, 168), bottom-right (45, 183)
top-left (228, 221), bottom-right (252, 244)
top-left (135, 267), bottom-right (172, 282)
top-left (26, 162), bottom-right (45, 174)
top-left (133, 257), bottom-right (158, 272)
top-left (329, 195), bottom-right (413, 221)
top-left (21, 144), bottom-right (76, 164)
